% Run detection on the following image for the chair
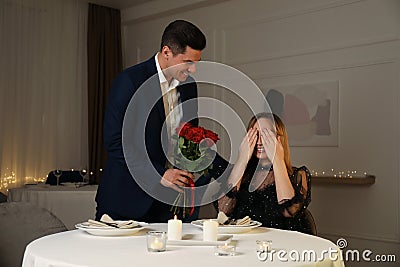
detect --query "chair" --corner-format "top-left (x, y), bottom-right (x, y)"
top-left (0, 192), bottom-right (7, 203)
top-left (45, 170), bottom-right (84, 185)
top-left (0, 202), bottom-right (67, 267)
top-left (304, 209), bottom-right (317, 236)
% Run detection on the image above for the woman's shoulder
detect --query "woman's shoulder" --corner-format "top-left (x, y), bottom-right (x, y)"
top-left (291, 166), bottom-right (311, 177)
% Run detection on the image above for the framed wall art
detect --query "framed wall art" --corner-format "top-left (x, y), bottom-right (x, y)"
top-left (264, 81), bottom-right (339, 147)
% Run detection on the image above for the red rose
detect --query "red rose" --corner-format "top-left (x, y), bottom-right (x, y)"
top-left (175, 123), bottom-right (219, 145)
top-left (186, 127), bottom-right (203, 143)
top-left (176, 122), bottom-right (192, 137)
top-left (205, 129), bottom-right (219, 143)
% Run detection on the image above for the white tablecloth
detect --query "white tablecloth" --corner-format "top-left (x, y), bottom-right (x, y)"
top-left (8, 185), bottom-right (98, 230)
top-left (22, 223), bottom-right (345, 267)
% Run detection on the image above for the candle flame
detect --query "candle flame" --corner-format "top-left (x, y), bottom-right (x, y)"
top-left (174, 215), bottom-right (177, 220)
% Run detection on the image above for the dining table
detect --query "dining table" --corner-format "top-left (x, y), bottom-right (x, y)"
top-left (22, 223), bottom-right (345, 267)
top-left (7, 184), bottom-right (98, 230)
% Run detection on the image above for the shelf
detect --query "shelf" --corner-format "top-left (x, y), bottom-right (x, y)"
top-left (311, 175), bottom-right (375, 185)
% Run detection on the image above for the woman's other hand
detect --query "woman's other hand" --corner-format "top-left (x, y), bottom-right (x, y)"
top-left (260, 128), bottom-right (284, 162)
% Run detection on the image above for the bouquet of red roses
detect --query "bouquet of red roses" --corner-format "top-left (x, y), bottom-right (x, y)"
top-left (170, 122), bottom-right (219, 217)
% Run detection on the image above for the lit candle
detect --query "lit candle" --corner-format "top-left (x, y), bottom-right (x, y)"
top-left (203, 219), bottom-right (218, 242)
top-left (214, 243), bottom-right (236, 256)
top-left (149, 238), bottom-right (164, 250)
top-left (256, 240), bottom-right (272, 253)
top-left (167, 215), bottom-right (182, 240)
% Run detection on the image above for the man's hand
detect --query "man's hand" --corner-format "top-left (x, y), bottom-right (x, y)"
top-left (161, 168), bottom-right (195, 192)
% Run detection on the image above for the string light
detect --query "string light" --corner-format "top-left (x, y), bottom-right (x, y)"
top-left (310, 169), bottom-right (370, 178)
top-left (0, 167), bottom-right (103, 192)
top-left (0, 169), bottom-right (17, 191)
top-left (0, 168), bottom-right (46, 192)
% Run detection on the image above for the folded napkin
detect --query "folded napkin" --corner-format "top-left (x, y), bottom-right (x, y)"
top-left (87, 214), bottom-right (139, 229)
top-left (236, 216), bottom-right (251, 226)
top-left (217, 211), bottom-right (229, 225)
top-left (216, 211), bottom-right (251, 226)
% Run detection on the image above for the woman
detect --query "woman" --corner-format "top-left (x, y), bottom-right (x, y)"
top-left (218, 113), bottom-right (312, 234)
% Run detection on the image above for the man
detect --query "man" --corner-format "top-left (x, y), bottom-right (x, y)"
top-left (95, 20), bottom-right (227, 222)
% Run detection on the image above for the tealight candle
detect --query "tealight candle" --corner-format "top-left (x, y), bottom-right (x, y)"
top-left (256, 240), bottom-right (272, 253)
top-left (150, 239), bottom-right (164, 250)
top-left (167, 215), bottom-right (182, 240)
top-left (214, 243), bottom-right (236, 256)
top-left (203, 219), bottom-right (218, 242)
top-left (147, 231), bottom-right (166, 252)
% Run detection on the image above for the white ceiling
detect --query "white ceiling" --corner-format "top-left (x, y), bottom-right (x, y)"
top-left (89, 0), bottom-right (155, 9)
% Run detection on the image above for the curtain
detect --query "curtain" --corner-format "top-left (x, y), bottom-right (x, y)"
top-left (87, 4), bottom-right (122, 184)
top-left (0, 0), bottom-right (88, 193)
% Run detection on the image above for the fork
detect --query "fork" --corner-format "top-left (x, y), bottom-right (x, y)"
top-left (101, 220), bottom-right (140, 228)
top-left (88, 219), bottom-right (119, 228)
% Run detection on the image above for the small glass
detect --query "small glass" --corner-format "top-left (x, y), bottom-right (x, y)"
top-left (256, 240), bottom-right (272, 253)
top-left (214, 243), bottom-right (236, 256)
top-left (53, 169), bottom-right (62, 186)
top-left (147, 231), bottom-right (167, 252)
top-left (80, 169), bottom-right (88, 184)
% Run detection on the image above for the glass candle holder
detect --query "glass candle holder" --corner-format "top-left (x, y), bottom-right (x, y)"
top-left (214, 243), bottom-right (236, 256)
top-left (256, 240), bottom-right (272, 253)
top-left (147, 231), bottom-right (167, 252)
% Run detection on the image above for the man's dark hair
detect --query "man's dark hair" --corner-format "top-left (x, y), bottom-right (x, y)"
top-left (160, 20), bottom-right (206, 55)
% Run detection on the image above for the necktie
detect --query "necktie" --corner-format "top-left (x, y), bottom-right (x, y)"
top-left (164, 88), bottom-right (180, 168)
top-left (166, 88), bottom-right (179, 136)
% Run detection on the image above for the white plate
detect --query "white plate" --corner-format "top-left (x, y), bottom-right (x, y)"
top-left (191, 219), bottom-right (262, 234)
top-left (75, 222), bottom-right (145, 236)
top-left (167, 234), bottom-right (233, 246)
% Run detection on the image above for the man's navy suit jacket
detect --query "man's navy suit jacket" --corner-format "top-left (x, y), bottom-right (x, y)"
top-left (95, 56), bottom-right (204, 221)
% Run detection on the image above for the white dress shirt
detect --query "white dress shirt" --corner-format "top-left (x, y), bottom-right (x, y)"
top-left (155, 53), bottom-right (183, 137)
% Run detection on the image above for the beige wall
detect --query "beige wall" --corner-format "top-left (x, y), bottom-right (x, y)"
top-left (121, 0), bottom-right (400, 264)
